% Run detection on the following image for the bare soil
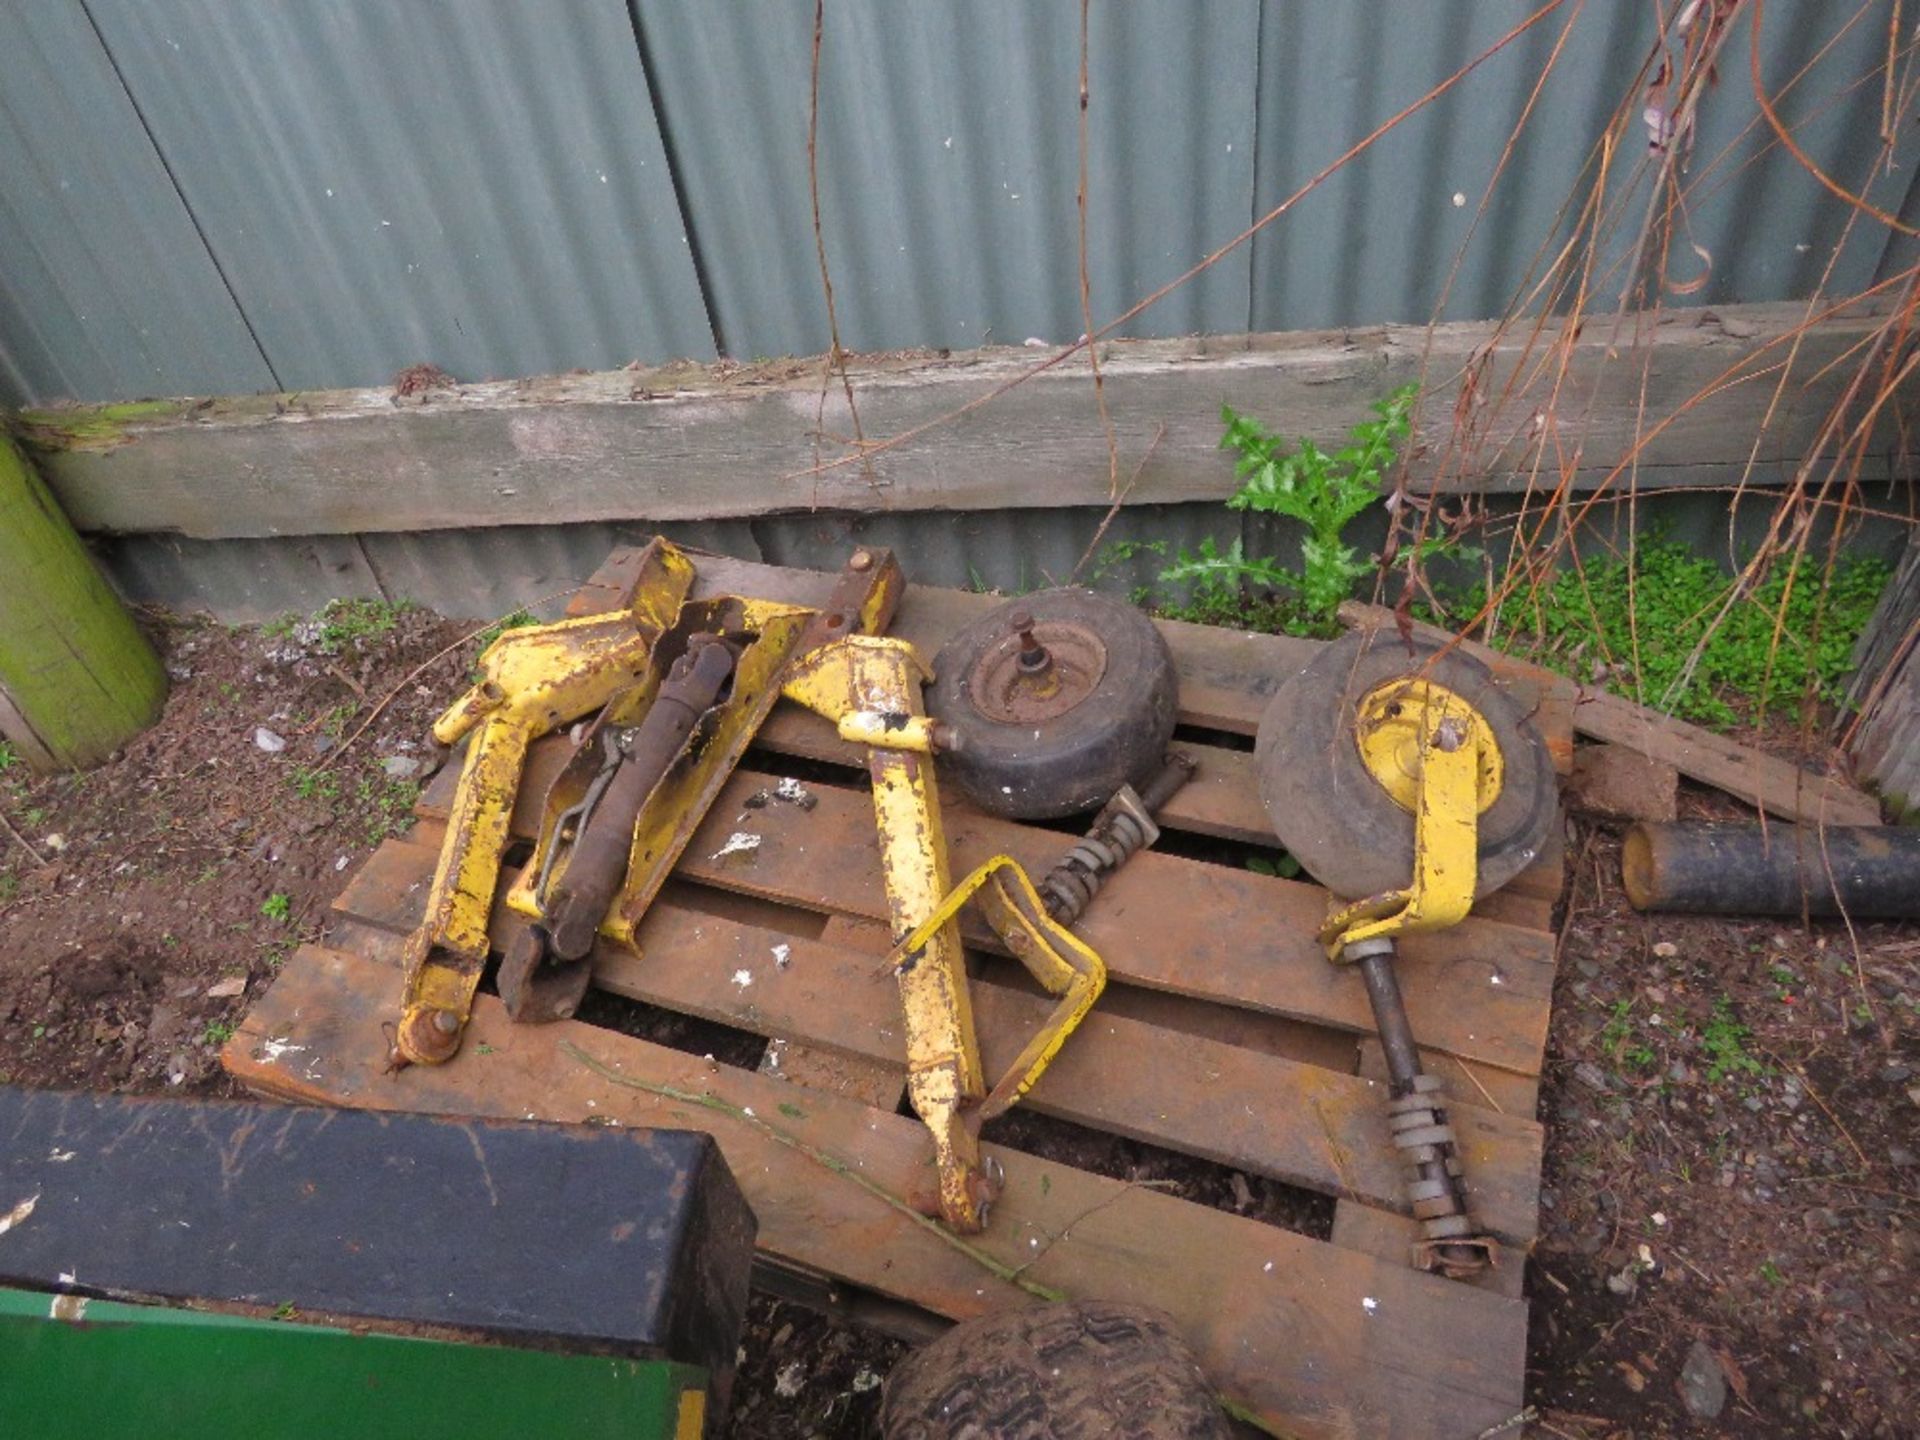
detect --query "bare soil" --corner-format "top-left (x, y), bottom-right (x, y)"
top-left (2, 610), bottom-right (1914, 1439)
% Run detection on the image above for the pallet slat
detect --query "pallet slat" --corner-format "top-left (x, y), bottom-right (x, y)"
top-left (228, 943), bottom-right (1529, 1440)
top-left (333, 841), bottom-right (1545, 1243)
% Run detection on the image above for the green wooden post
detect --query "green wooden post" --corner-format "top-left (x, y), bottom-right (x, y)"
top-left (0, 432), bottom-right (166, 770)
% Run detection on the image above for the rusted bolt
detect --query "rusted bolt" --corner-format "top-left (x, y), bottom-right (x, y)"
top-left (431, 1009), bottom-right (459, 1035)
top-left (929, 722), bottom-right (964, 755)
top-left (1011, 609), bottom-right (1052, 675)
top-left (848, 549), bottom-right (873, 572)
top-left (1434, 718), bottom-right (1467, 753)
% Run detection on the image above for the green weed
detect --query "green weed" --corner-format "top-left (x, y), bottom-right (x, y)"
top-left (0, 740), bottom-right (16, 772)
top-left (260, 892), bottom-right (292, 923)
top-left (0, 874), bottom-right (18, 905)
top-left (314, 598), bottom-right (409, 654)
top-left (289, 767), bottom-right (340, 803)
top-left (201, 1019), bottom-right (236, 1046)
top-left (1245, 853), bottom-right (1302, 879)
top-left (1701, 997), bottom-right (1767, 1085)
top-left (356, 773), bottom-right (420, 842)
top-left (1471, 539), bottom-right (1888, 727)
top-left (1159, 385), bottom-right (1421, 630)
top-left (1599, 998), bottom-right (1634, 1061)
top-left (1758, 1258), bottom-right (1787, 1287)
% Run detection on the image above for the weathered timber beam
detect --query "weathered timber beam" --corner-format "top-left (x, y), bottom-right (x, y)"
top-left (14, 301), bottom-right (1909, 541)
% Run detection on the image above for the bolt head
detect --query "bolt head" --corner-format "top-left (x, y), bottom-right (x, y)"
top-left (431, 1009), bottom-right (459, 1035)
top-left (848, 549), bottom-right (873, 572)
top-left (1009, 609), bottom-right (1035, 633)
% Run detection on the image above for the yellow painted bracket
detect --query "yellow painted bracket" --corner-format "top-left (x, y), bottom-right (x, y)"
top-left (780, 635), bottom-right (1000, 1230)
top-left (1319, 680), bottom-right (1495, 961)
top-left (394, 540), bottom-right (695, 1066)
top-left (889, 855), bottom-right (1108, 1121)
top-left (500, 597), bottom-right (816, 942)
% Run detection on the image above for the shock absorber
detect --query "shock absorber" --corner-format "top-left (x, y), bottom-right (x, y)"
top-left (1345, 935), bottom-right (1491, 1278)
top-left (1038, 752), bottom-right (1198, 926)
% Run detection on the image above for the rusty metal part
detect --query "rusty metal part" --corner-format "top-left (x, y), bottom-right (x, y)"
top-left (392, 538), bottom-right (695, 1068)
top-left (1348, 938), bottom-right (1493, 1279)
top-left (550, 637), bottom-right (735, 961)
top-left (503, 548), bottom-right (906, 962)
top-left (501, 636), bottom-right (737, 1025)
top-left (965, 615), bottom-right (1109, 724)
top-left (1037, 752), bottom-right (1198, 926)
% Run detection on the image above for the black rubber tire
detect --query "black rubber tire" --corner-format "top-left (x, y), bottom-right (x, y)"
top-left (880, 1300), bottom-right (1232, 1440)
top-left (928, 589), bottom-right (1179, 820)
top-left (1254, 627), bottom-right (1557, 900)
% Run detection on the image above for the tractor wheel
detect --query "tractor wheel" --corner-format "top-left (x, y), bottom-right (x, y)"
top-left (928, 589), bottom-right (1178, 820)
top-left (880, 1299), bottom-right (1232, 1440)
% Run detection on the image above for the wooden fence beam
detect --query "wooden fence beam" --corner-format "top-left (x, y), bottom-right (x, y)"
top-left (14, 301), bottom-right (1909, 541)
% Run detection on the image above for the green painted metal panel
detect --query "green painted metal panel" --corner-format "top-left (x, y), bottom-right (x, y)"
top-left (0, 1288), bottom-right (707, 1440)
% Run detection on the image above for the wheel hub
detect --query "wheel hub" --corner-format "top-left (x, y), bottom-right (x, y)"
top-left (1353, 678), bottom-right (1504, 815)
top-left (966, 615), bottom-right (1109, 724)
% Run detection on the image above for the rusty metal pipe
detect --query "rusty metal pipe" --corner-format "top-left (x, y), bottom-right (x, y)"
top-left (545, 636), bottom-right (735, 960)
top-left (1623, 821), bottom-right (1919, 918)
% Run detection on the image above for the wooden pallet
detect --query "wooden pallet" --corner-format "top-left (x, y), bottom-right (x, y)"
top-left (227, 549), bottom-right (1566, 1439)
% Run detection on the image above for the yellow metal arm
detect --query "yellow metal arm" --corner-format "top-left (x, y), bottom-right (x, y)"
top-left (782, 636), bottom-right (1108, 1233)
top-left (1319, 679), bottom-right (1496, 960)
top-left (393, 541), bottom-right (694, 1066)
top-left (890, 856), bottom-right (1108, 1121)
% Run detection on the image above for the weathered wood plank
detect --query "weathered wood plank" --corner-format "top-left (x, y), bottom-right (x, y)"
top-left (333, 841), bottom-right (1545, 1243)
top-left (227, 942), bottom-right (1529, 1438)
top-left (26, 303), bottom-right (1904, 540)
top-left (414, 762), bottom-right (1556, 1075)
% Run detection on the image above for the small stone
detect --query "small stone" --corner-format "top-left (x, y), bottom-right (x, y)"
top-left (1803, 1207), bottom-right (1841, 1232)
top-left (1878, 1062), bottom-right (1913, 1084)
top-left (773, 1362), bottom-right (805, 1399)
top-left (1679, 1340), bottom-right (1728, 1419)
top-left (205, 977), bottom-right (246, 999)
top-left (253, 727), bottom-right (287, 753)
top-left (1575, 958), bottom-right (1601, 980)
top-left (1606, 1265), bottom-right (1638, 1296)
top-left (1889, 1145), bottom-right (1917, 1169)
top-left (309, 734), bottom-right (336, 756)
top-left (379, 755), bottom-right (423, 780)
top-left (1743, 1096), bottom-right (1765, 1112)
top-left (1574, 1061), bottom-right (1611, 1092)
top-left (1667, 1060), bottom-right (1693, 1084)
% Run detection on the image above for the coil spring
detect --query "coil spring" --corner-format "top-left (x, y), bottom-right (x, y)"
top-left (1387, 1074), bottom-right (1482, 1247)
top-left (1039, 805), bottom-right (1156, 925)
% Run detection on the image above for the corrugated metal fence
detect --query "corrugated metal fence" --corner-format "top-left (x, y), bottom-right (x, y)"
top-left (3, 0), bottom-right (1911, 408)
